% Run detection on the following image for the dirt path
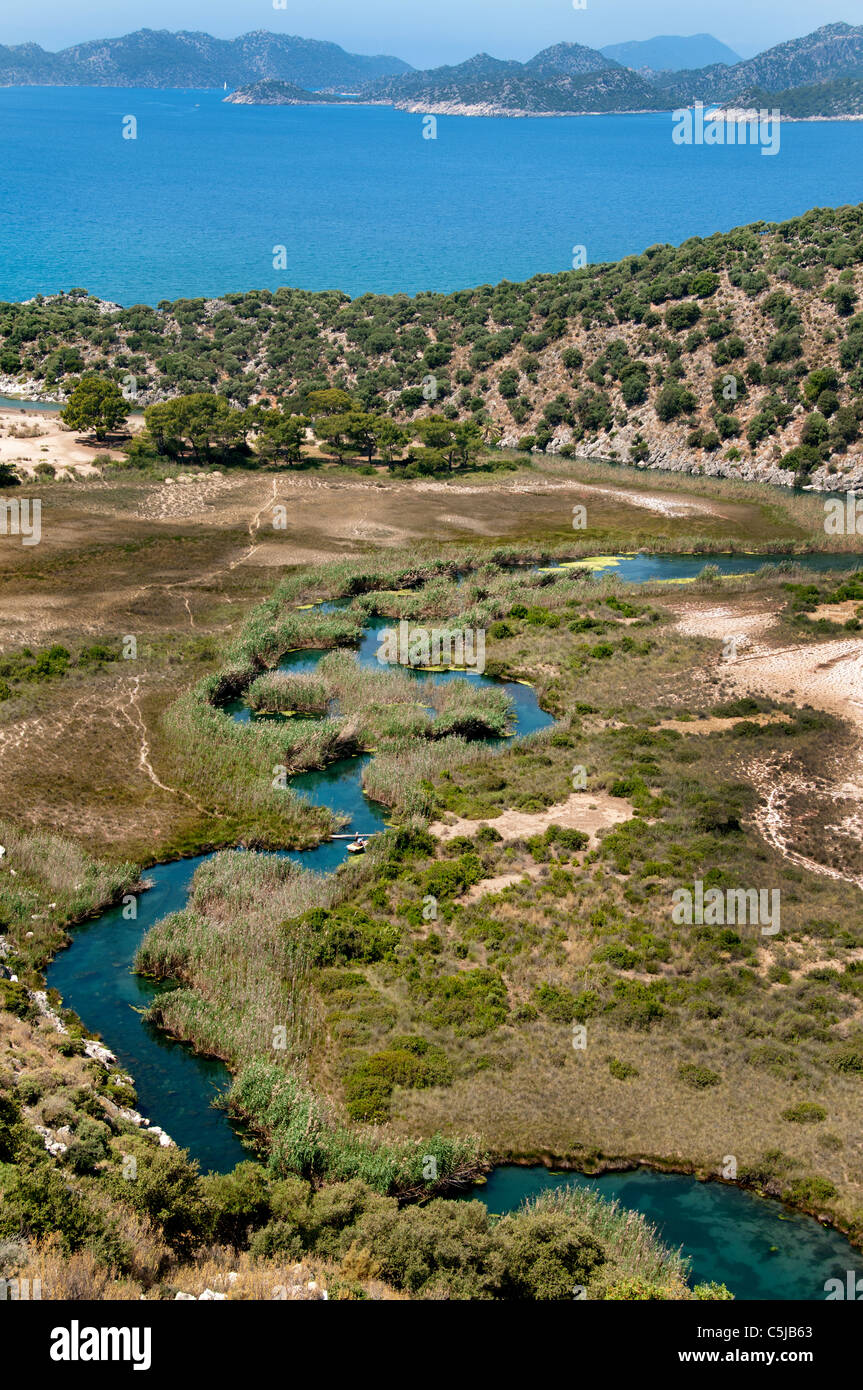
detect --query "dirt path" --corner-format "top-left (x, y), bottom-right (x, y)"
top-left (118, 674), bottom-right (207, 813)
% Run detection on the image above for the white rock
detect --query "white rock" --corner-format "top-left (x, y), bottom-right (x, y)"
top-left (198, 1290), bottom-right (226, 1301)
top-left (175, 1292), bottom-right (197, 1301)
top-left (84, 1040), bottom-right (117, 1066)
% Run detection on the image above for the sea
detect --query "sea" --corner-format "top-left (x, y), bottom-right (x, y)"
top-left (0, 87), bottom-right (862, 306)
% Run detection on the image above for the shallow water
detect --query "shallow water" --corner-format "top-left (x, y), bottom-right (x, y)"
top-left (44, 584), bottom-right (863, 1291)
top-left (464, 1165), bottom-right (859, 1301)
top-left (545, 552), bottom-right (862, 583)
top-left (46, 616), bottom-right (553, 1171)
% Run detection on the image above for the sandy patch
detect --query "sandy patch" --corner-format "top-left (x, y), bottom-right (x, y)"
top-left (573, 483), bottom-right (719, 519)
top-left (657, 712), bottom-right (793, 733)
top-left (461, 867), bottom-right (545, 902)
top-left (671, 603), bottom-right (778, 656)
top-left (672, 598), bottom-right (863, 890)
top-left (811, 600), bottom-right (861, 624)
top-left (721, 637), bottom-right (863, 725)
top-left (0, 407), bottom-right (144, 477)
top-left (430, 789), bottom-right (632, 844)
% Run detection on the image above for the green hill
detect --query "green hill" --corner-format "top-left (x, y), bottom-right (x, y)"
top-left (2, 203), bottom-right (862, 490)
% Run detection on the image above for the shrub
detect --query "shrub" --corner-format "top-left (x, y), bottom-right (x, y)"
top-left (608, 1057), bottom-right (639, 1081)
top-left (0, 980), bottom-right (37, 1022)
top-left (293, 907), bottom-right (400, 967)
top-left (678, 1063), bottom-right (721, 1090)
top-left (665, 303), bottom-right (701, 333)
top-left (414, 968), bottom-right (509, 1036)
top-left (344, 1041), bottom-right (452, 1122)
top-left (781, 1102), bottom-right (827, 1124)
top-left (655, 383), bottom-right (697, 421)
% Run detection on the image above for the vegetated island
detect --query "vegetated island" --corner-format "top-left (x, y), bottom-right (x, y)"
top-left (224, 80), bottom-right (355, 106)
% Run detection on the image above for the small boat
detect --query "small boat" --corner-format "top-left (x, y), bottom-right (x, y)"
top-left (347, 836), bottom-right (368, 855)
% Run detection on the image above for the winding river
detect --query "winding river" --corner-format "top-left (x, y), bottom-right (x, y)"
top-left (46, 553), bottom-right (863, 1298)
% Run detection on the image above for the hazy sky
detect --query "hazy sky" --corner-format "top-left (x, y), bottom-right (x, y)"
top-left (3, 0), bottom-right (862, 66)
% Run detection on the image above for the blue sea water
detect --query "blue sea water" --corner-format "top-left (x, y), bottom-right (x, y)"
top-left (1, 88), bottom-right (862, 306)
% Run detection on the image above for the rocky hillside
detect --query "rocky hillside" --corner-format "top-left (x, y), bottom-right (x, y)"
top-left (362, 56), bottom-right (664, 116)
top-left (360, 23), bottom-right (863, 118)
top-left (716, 77), bottom-right (863, 120)
top-left (225, 81), bottom-right (350, 107)
top-left (525, 43), bottom-right (617, 78)
top-left (656, 22), bottom-right (863, 101)
top-left (0, 28), bottom-right (411, 89)
top-left (2, 204), bottom-right (862, 492)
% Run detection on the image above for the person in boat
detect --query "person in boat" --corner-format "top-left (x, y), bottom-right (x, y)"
top-left (347, 834), bottom-right (368, 853)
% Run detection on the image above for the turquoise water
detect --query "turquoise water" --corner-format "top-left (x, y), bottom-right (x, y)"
top-left (466, 1166), bottom-right (858, 1301)
top-left (556, 553), bottom-right (863, 583)
top-left (0, 396), bottom-right (62, 413)
top-left (46, 617), bottom-right (553, 1171)
top-left (43, 589), bottom-right (862, 1290)
top-left (1, 90), bottom-right (862, 304)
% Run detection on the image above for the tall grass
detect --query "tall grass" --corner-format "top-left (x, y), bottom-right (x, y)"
top-left (135, 850), bottom-right (329, 1064)
top-left (362, 737), bottom-right (493, 815)
top-left (162, 687), bottom-right (347, 839)
top-left (0, 819), bottom-right (139, 966)
top-left (247, 673), bottom-right (330, 715)
top-left (228, 1060), bottom-right (483, 1193)
top-left (511, 1187), bottom-right (689, 1292)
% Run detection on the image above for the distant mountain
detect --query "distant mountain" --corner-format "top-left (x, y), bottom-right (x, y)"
top-left (225, 80), bottom-right (351, 106)
top-left (360, 23), bottom-right (863, 118)
top-left (525, 42), bottom-right (616, 77)
top-left (653, 22), bottom-right (863, 100)
top-left (6, 21), bottom-right (863, 118)
top-left (0, 28), bottom-right (412, 89)
top-left (600, 34), bottom-right (741, 73)
top-left (363, 54), bottom-right (663, 115)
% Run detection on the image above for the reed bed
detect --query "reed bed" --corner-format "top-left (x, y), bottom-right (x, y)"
top-left (228, 1060), bottom-right (482, 1193)
top-left (362, 737), bottom-right (493, 815)
top-left (163, 687), bottom-right (347, 838)
top-left (247, 673), bottom-right (330, 716)
top-left (0, 818), bottom-right (138, 965)
top-left (512, 1187), bottom-right (689, 1293)
top-left (136, 851), bottom-right (331, 1064)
